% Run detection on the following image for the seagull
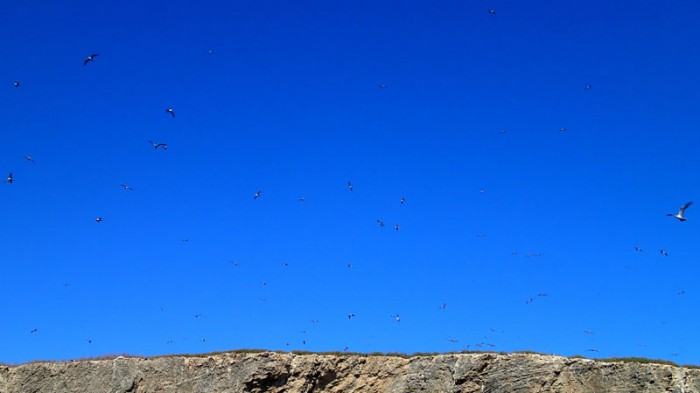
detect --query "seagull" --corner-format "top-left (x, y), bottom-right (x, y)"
top-left (30, 328), bottom-right (38, 333)
top-left (194, 313), bottom-right (202, 318)
top-left (5, 173), bottom-right (14, 183)
top-left (310, 319), bottom-right (319, 324)
top-left (348, 182), bottom-right (353, 191)
top-left (95, 217), bottom-right (103, 223)
top-left (585, 84), bottom-right (593, 90)
top-left (391, 314), bottom-right (400, 322)
top-left (633, 246), bottom-right (643, 252)
top-left (400, 197), bottom-right (405, 204)
top-left (394, 224), bottom-right (400, 231)
top-left (253, 190), bottom-right (262, 199)
top-left (660, 249), bottom-right (669, 256)
top-left (148, 140), bottom-right (168, 150)
top-left (559, 127), bottom-right (567, 133)
top-left (667, 201), bottom-right (692, 221)
top-left (166, 108), bottom-right (175, 117)
top-left (488, 9), bottom-right (496, 14)
top-left (439, 303), bottom-right (447, 310)
top-left (586, 349), bottom-right (599, 353)
top-left (83, 53), bottom-right (99, 66)
top-left (448, 338), bottom-right (459, 343)
top-left (376, 219), bottom-right (385, 227)
top-left (298, 197), bottom-right (306, 202)
top-left (13, 81), bottom-right (20, 88)
top-left (120, 184), bottom-right (133, 191)
top-left (537, 293), bottom-right (548, 297)
top-left (378, 83), bottom-right (388, 89)
top-left (347, 263), bottom-right (352, 269)
top-left (525, 298), bottom-right (534, 304)
top-left (230, 261), bottom-right (240, 267)
top-left (24, 155), bottom-right (35, 163)
top-left (347, 313), bottom-right (356, 319)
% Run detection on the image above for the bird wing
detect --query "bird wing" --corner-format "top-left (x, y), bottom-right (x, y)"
top-left (680, 201), bottom-right (693, 215)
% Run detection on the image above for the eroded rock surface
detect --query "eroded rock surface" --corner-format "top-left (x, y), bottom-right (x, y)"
top-left (1, 351), bottom-right (699, 393)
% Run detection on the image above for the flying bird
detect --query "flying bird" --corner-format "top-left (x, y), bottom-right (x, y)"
top-left (667, 201), bottom-right (692, 222)
top-left (95, 217), bottom-right (103, 223)
top-left (253, 191), bottom-right (262, 199)
top-left (120, 184), bottom-right (133, 191)
top-left (83, 53), bottom-right (99, 66)
top-left (13, 81), bottom-right (20, 88)
top-left (30, 328), bottom-right (38, 334)
top-left (660, 249), bottom-right (669, 256)
top-left (298, 197), bottom-right (306, 202)
top-left (439, 303), bottom-right (447, 310)
top-left (24, 155), bottom-right (34, 163)
top-left (583, 330), bottom-right (594, 335)
top-left (633, 246), bottom-right (643, 252)
top-left (559, 127), bottom-right (567, 133)
top-left (400, 197), bottom-right (405, 204)
top-left (488, 9), bottom-right (496, 14)
top-left (394, 224), bottom-right (400, 231)
top-left (348, 182), bottom-right (353, 191)
top-left (166, 108), bottom-right (175, 117)
top-left (148, 140), bottom-right (168, 150)
top-left (391, 314), bottom-right (400, 322)
top-left (585, 84), bottom-right (593, 90)
top-left (378, 83), bottom-right (388, 89)
top-left (376, 219), bottom-right (385, 227)
top-left (347, 313), bottom-right (356, 319)
top-left (5, 173), bottom-right (14, 183)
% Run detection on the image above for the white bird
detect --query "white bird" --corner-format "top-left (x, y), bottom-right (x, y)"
top-left (660, 249), bottom-right (669, 256)
top-left (391, 314), bottom-right (400, 322)
top-left (166, 108), bottom-right (175, 117)
top-left (5, 172), bottom-right (14, 183)
top-left (253, 191), bottom-right (262, 200)
top-left (120, 184), bottom-right (133, 191)
top-left (24, 155), bottom-right (35, 163)
top-left (95, 217), bottom-right (103, 223)
top-left (667, 201), bottom-right (692, 222)
top-left (13, 81), bottom-right (20, 88)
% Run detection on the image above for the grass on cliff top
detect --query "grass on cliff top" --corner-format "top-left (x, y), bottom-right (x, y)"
top-left (2, 349), bottom-right (698, 369)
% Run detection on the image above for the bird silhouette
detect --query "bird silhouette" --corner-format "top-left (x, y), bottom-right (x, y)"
top-left (166, 108), bottom-right (176, 117)
top-left (253, 191), bottom-right (262, 200)
top-left (348, 182), bottom-right (353, 191)
top-left (633, 246), bottom-right (643, 252)
top-left (400, 197), bottom-right (405, 204)
top-left (148, 140), bottom-right (168, 150)
top-left (376, 219), bottom-right (385, 227)
top-left (378, 83), bottom-right (388, 89)
top-left (13, 81), bottom-right (20, 88)
top-left (95, 217), bottom-right (103, 223)
top-left (24, 155), bottom-right (35, 164)
top-left (83, 53), bottom-right (99, 66)
top-left (667, 201), bottom-right (692, 221)
top-left (660, 249), bottom-right (669, 256)
top-left (394, 224), bottom-right (400, 231)
top-left (5, 173), bottom-right (14, 183)
top-left (120, 184), bottom-right (133, 191)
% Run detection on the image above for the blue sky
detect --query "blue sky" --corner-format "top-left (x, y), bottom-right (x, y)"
top-left (2, 0), bottom-right (700, 365)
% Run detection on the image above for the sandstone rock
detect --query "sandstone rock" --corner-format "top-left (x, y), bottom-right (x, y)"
top-left (1, 351), bottom-right (698, 393)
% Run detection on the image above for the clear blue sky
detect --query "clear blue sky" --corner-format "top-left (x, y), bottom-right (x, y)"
top-left (2, 0), bottom-right (700, 365)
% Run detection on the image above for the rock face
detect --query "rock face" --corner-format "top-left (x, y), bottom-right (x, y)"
top-left (1, 351), bottom-right (699, 393)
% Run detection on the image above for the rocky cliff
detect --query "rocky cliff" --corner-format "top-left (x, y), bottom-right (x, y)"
top-left (1, 351), bottom-right (698, 393)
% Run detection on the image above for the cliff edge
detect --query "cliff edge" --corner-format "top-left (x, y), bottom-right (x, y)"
top-left (1, 351), bottom-right (698, 393)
